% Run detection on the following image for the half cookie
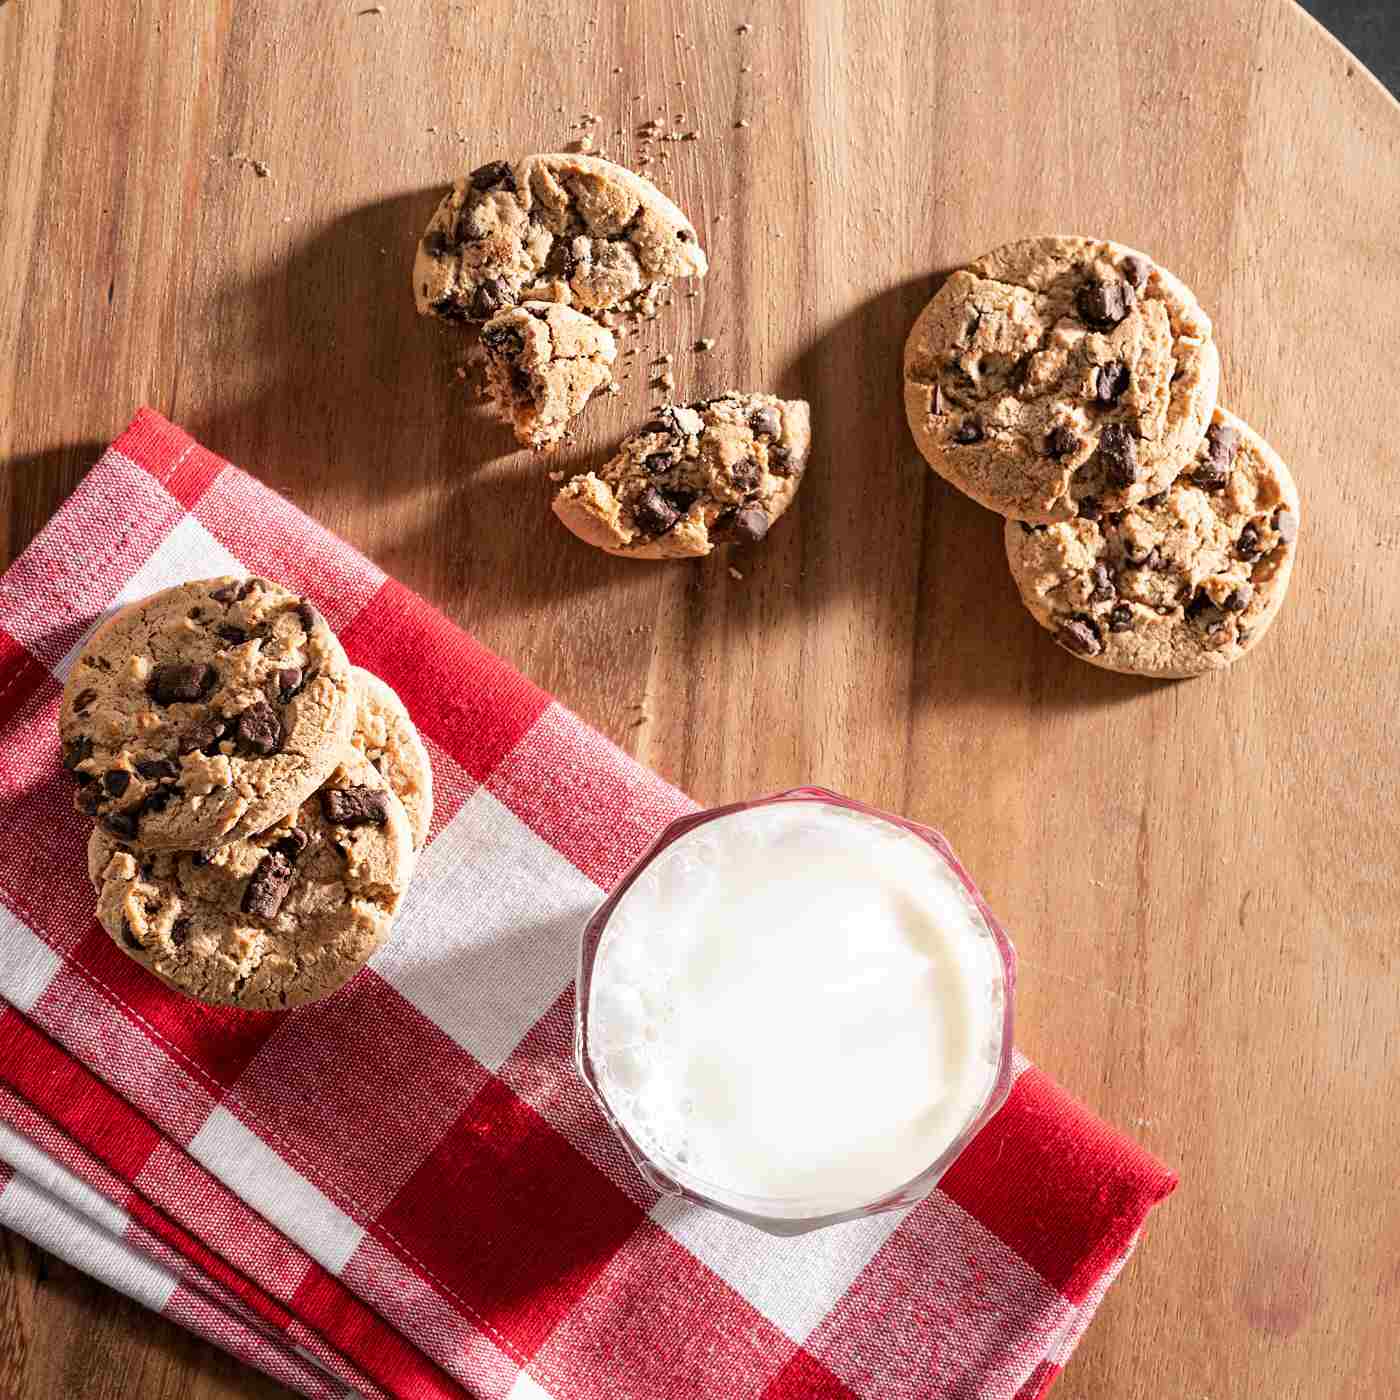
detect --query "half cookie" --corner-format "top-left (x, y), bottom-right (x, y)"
top-left (1005, 408), bottom-right (1300, 677)
top-left (60, 577), bottom-right (356, 850)
top-left (89, 756), bottom-right (414, 1009)
top-left (904, 236), bottom-right (1219, 522)
top-left (552, 393), bottom-right (811, 559)
top-left (350, 668), bottom-right (434, 850)
top-left (481, 302), bottom-right (616, 448)
top-left (414, 154), bottom-right (707, 324)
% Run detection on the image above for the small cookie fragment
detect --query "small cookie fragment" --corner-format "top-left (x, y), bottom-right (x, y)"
top-left (414, 153), bottom-right (707, 325)
top-left (551, 392), bottom-right (811, 559)
top-left (480, 302), bottom-right (616, 448)
top-left (59, 576), bottom-right (356, 850)
top-left (87, 757), bottom-right (414, 1010)
top-left (903, 235), bottom-right (1220, 522)
top-left (1004, 407), bottom-right (1300, 677)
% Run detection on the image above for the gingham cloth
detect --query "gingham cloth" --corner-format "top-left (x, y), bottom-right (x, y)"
top-left (0, 410), bottom-right (1176, 1400)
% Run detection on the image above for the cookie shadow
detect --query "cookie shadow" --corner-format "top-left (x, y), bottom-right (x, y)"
top-left (779, 273), bottom-right (1168, 716)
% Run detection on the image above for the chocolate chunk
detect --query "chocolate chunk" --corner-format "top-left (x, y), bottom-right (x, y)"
top-left (1045, 425), bottom-right (1078, 459)
top-left (767, 445), bottom-right (795, 477)
top-left (727, 507), bottom-right (770, 544)
top-left (77, 789), bottom-right (102, 816)
top-left (544, 239), bottom-right (577, 280)
top-left (431, 295), bottom-right (471, 323)
top-left (143, 786), bottom-right (174, 814)
top-left (1121, 255), bottom-right (1152, 293)
top-left (1076, 278), bottom-right (1135, 329)
top-left (1098, 424), bottom-right (1139, 487)
top-left (170, 916), bottom-right (192, 948)
top-left (321, 785), bottom-right (391, 827)
top-left (642, 412), bottom-right (678, 437)
top-left (1185, 590), bottom-right (1219, 625)
top-left (1108, 602), bottom-right (1134, 633)
top-left (481, 323), bottom-right (524, 357)
top-left (1142, 491), bottom-right (1167, 509)
top-left (1095, 360), bottom-right (1130, 406)
top-left (150, 662), bottom-right (216, 705)
top-left (1056, 615), bottom-right (1103, 656)
top-left (1077, 495), bottom-right (1101, 520)
top-left (469, 160), bottom-right (516, 192)
top-left (210, 583), bottom-right (240, 604)
top-left (237, 579), bottom-right (263, 601)
top-left (730, 458), bottom-right (761, 492)
top-left (103, 769), bottom-right (131, 797)
top-left (1144, 547), bottom-right (1165, 571)
top-left (1236, 524), bottom-right (1262, 560)
top-left (1193, 423), bottom-right (1238, 491)
top-left (749, 407), bottom-right (782, 438)
top-left (242, 851), bottom-right (295, 919)
top-left (953, 417), bottom-right (983, 445)
top-left (181, 718), bottom-right (228, 755)
top-left (643, 451), bottom-right (673, 475)
top-left (676, 227), bottom-right (694, 243)
top-left (273, 828), bottom-right (309, 861)
top-left (236, 701), bottom-right (283, 756)
top-left (104, 810), bottom-right (140, 839)
top-left (295, 600), bottom-right (320, 635)
top-left (1274, 508), bottom-right (1298, 544)
top-left (190, 850), bottom-right (211, 867)
top-left (471, 277), bottom-right (508, 319)
top-left (277, 667), bottom-right (305, 703)
top-left (1223, 583), bottom-right (1254, 612)
top-left (72, 688), bottom-right (98, 714)
top-left (1089, 564), bottom-right (1116, 603)
top-left (217, 625), bottom-right (247, 645)
top-left (63, 736), bottom-right (93, 774)
top-left (121, 919), bottom-right (143, 951)
top-left (633, 486), bottom-right (680, 535)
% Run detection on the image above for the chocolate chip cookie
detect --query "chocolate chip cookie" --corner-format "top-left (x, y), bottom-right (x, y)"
top-left (480, 301), bottom-right (617, 448)
top-left (414, 154), bottom-right (707, 324)
top-left (551, 393), bottom-right (810, 559)
top-left (1005, 408), bottom-right (1300, 677)
top-left (61, 577), bottom-right (356, 850)
top-left (349, 668), bottom-right (433, 851)
top-left (904, 236), bottom-right (1219, 522)
top-left (88, 755), bottom-right (413, 1009)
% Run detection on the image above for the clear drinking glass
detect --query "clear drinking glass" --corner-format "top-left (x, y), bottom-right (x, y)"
top-left (574, 786), bottom-right (1017, 1237)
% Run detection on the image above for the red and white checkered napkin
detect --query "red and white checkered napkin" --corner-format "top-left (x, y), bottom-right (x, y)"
top-left (0, 410), bottom-right (1176, 1400)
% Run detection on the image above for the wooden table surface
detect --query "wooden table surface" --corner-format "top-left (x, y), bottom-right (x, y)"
top-left (3, 2), bottom-right (1398, 1397)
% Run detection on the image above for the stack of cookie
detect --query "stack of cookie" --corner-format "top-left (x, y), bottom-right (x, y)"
top-left (415, 153), bottom-right (813, 561)
top-left (59, 577), bottom-right (433, 1010)
top-left (903, 236), bottom-right (1300, 678)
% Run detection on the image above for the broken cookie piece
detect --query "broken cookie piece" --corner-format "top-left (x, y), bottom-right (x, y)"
top-left (552, 392), bottom-right (811, 559)
top-left (480, 302), bottom-right (617, 448)
top-left (414, 153), bottom-right (707, 325)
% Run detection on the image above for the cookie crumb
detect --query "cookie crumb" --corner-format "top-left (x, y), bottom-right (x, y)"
top-left (728, 566), bottom-right (744, 581)
top-left (606, 382), bottom-right (622, 395)
top-left (548, 471), bottom-right (565, 482)
top-left (735, 119), bottom-right (750, 129)
top-left (693, 337), bottom-right (715, 352)
top-left (357, 4), bottom-right (384, 12)
top-left (737, 21), bottom-right (753, 33)
top-left (251, 159), bottom-right (271, 177)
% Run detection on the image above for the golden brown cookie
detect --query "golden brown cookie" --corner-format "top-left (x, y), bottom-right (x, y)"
top-left (349, 668), bottom-right (433, 851)
top-left (904, 236), bottom-right (1219, 522)
top-left (89, 755), bottom-right (413, 1009)
top-left (1005, 408), bottom-right (1300, 677)
top-left (60, 577), bottom-right (356, 850)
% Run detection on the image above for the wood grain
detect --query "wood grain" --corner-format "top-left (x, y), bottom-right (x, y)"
top-left (2, 2), bottom-right (1398, 1397)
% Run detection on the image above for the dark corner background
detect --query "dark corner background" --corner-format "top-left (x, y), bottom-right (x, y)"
top-left (1301, 0), bottom-right (1398, 94)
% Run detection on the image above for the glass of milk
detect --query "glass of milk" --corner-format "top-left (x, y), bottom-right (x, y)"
top-left (576, 787), bottom-right (1016, 1236)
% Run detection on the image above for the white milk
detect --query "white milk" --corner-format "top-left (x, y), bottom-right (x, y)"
top-left (586, 799), bottom-right (1008, 1219)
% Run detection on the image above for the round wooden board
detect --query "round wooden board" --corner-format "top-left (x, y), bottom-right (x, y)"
top-left (2, 2), bottom-right (1398, 1397)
